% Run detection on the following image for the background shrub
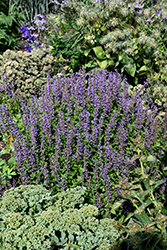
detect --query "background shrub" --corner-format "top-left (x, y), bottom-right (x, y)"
top-left (0, 48), bottom-right (73, 103)
top-left (42, 0), bottom-right (167, 89)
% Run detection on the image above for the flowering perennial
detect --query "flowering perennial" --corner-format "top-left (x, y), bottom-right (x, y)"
top-left (0, 67), bottom-right (166, 217)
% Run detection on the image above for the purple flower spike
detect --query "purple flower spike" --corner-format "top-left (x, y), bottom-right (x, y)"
top-left (161, 16), bottom-right (167, 22)
top-left (133, 3), bottom-right (144, 8)
top-left (145, 18), bottom-right (154, 22)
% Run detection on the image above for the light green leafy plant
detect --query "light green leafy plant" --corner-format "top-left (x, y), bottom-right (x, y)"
top-left (0, 48), bottom-right (73, 102)
top-left (0, 185), bottom-right (120, 250)
top-left (41, 0), bottom-right (167, 88)
top-left (43, 9), bottom-right (93, 76)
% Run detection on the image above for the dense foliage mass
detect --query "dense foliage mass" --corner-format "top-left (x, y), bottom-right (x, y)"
top-left (0, 185), bottom-right (120, 249)
top-left (0, 48), bottom-right (73, 102)
top-left (44, 0), bottom-right (167, 88)
top-left (0, 0), bottom-right (167, 249)
top-left (0, 67), bottom-right (166, 218)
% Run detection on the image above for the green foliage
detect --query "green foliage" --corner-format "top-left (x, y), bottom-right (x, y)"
top-left (8, 0), bottom-right (56, 26)
top-left (128, 83), bottom-right (167, 119)
top-left (0, 142), bottom-right (17, 185)
top-left (0, 185), bottom-right (120, 249)
top-left (0, 2), bottom-right (167, 249)
top-left (145, 83), bottom-right (167, 114)
top-left (44, 11), bottom-right (93, 76)
top-left (0, 48), bottom-right (73, 103)
top-left (42, 0), bottom-right (167, 88)
top-left (0, 0), bottom-right (27, 54)
top-left (109, 155), bottom-right (167, 249)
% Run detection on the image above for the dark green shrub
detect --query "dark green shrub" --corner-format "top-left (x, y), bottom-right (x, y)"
top-left (0, 0), bottom-right (27, 54)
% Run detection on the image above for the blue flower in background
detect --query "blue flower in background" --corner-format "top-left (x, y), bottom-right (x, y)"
top-left (24, 43), bottom-right (32, 52)
top-left (27, 35), bottom-right (35, 43)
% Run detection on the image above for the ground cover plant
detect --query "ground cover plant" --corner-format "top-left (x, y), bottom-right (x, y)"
top-left (0, 0), bottom-right (167, 249)
top-left (0, 185), bottom-right (120, 249)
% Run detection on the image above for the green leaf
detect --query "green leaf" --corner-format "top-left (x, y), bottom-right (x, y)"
top-left (127, 190), bottom-right (151, 202)
top-left (115, 61), bottom-right (120, 67)
top-left (110, 199), bottom-right (126, 210)
top-left (124, 63), bottom-right (136, 77)
top-left (96, 58), bottom-right (108, 69)
top-left (50, 230), bottom-right (67, 246)
top-left (138, 65), bottom-right (148, 73)
top-left (152, 179), bottom-right (166, 190)
top-left (161, 207), bottom-right (167, 216)
top-left (8, 157), bottom-right (16, 166)
top-left (84, 48), bottom-right (92, 57)
top-left (0, 13), bottom-right (16, 27)
top-left (134, 77), bottom-right (138, 85)
top-left (124, 212), bottom-right (137, 223)
top-left (135, 211), bottom-right (152, 224)
top-left (142, 178), bottom-right (150, 190)
top-left (106, 53), bottom-right (111, 59)
top-left (143, 59), bottom-right (151, 65)
top-left (0, 159), bottom-right (6, 165)
top-left (137, 199), bottom-right (153, 211)
top-left (9, 171), bottom-right (16, 176)
top-left (146, 155), bottom-right (157, 162)
top-left (93, 46), bottom-right (105, 60)
top-left (68, 244), bottom-right (80, 249)
top-left (69, 233), bottom-right (74, 241)
top-left (118, 55), bottom-right (123, 61)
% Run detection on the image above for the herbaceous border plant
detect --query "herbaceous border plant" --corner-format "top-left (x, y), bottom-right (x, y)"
top-left (0, 67), bottom-right (166, 220)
